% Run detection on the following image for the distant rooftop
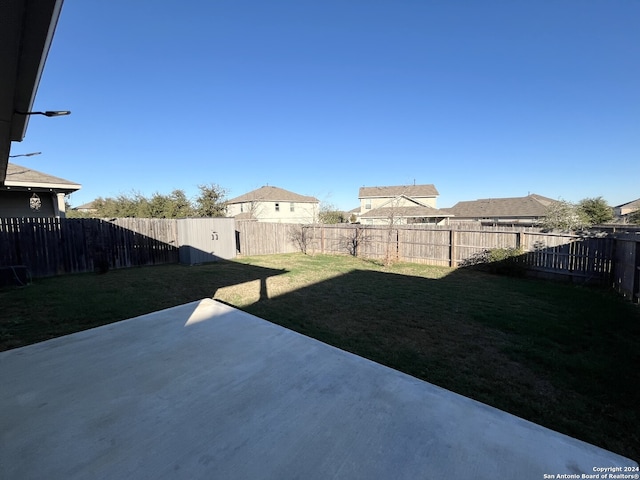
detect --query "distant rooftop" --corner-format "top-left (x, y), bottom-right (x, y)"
top-left (226, 186), bottom-right (319, 204)
top-left (359, 184), bottom-right (439, 198)
top-left (446, 194), bottom-right (556, 218)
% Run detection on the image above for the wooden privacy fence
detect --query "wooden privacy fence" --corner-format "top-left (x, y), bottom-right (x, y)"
top-left (2, 218), bottom-right (638, 302)
top-left (236, 222), bottom-right (639, 298)
top-left (612, 234), bottom-right (640, 302)
top-left (0, 217), bottom-right (179, 277)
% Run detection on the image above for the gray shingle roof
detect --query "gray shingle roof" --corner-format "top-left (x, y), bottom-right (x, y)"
top-left (226, 186), bottom-right (319, 204)
top-left (447, 194), bottom-right (555, 218)
top-left (4, 163), bottom-right (81, 191)
top-left (359, 184), bottom-right (439, 198)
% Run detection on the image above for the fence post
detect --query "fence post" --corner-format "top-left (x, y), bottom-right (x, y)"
top-left (635, 241), bottom-right (640, 304)
top-left (450, 230), bottom-right (458, 267)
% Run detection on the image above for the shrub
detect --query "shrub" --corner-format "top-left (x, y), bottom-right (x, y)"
top-left (459, 247), bottom-right (526, 276)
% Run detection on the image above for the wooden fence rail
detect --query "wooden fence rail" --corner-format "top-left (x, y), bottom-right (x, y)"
top-left (236, 222), bottom-right (640, 301)
top-left (0, 217), bottom-right (179, 278)
top-left (1, 218), bottom-right (638, 303)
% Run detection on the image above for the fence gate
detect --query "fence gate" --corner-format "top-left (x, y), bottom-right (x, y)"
top-left (178, 218), bottom-right (236, 264)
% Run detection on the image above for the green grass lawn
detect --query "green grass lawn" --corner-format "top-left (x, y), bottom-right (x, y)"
top-left (1, 253), bottom-right (639, 461)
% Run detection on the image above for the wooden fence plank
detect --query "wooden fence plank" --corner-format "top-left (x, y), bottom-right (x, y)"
top-left (2, 219), bottom-right (637, 295)
top-left (235, 223), bottom-right (631, 287)
top-left (0, 217), bottom-right (179, 278)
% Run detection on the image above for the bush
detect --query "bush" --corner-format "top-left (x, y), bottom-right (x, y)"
top-left (459, 247), bottom-right (526, 276)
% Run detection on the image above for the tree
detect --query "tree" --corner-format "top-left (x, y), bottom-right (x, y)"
top-left (195, 183), bottom-right (227, 217)
top-left (92, 192), bottom-right (147, 218)
top-left (628, 210), bottom-right (640, 225)
top-left (577, 197), bottom-right (613, 225)
top-left (86, 185), bottom-right (228, 219)
top-left (380, 194), bottom-right (410, 265)
top-left (539, 200), bottom-right (590, 231)
top-left (289, 224), bottom-right (313, 254)
top-left (64, 195), bottom-right (91, 218)
top-left (145, 190), bottom-right (194, 218)
top-left (167, 189), bottom-right (194, 218)
top-left (343, 225), bottom-right (370, 257)
top-left (318, 203), bottom-right (346, 224)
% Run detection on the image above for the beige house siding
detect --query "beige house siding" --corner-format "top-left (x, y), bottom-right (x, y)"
top-left (360, 218), bottom-right (446, 226)
top-left (614, 199), bottom-right (640, 218)
top-left (226, 201), bottom-right (318, 224)
top-left (226, 186), bottom-right (320, 224)
top-left (360, 195), bottom-right (437, 212)
top-left (357, 184), bottom-right (446, 225)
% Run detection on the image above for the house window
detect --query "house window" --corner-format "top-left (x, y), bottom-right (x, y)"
top-left (290, 203), bottom-right (295, 212)
top-left (275, 203), bottom-right (280, 212)
top-left (240, 204), bottom-right (243, 213)
top-left (365, 200), bottom-right (371, 209)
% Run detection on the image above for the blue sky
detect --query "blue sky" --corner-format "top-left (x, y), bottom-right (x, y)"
top-left (12, 0), bottom-right (639, 210)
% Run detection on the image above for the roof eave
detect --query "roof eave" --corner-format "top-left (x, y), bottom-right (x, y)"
top-left (0, 0), bottom-right (65, 184)
top-left (10, 0), bottom-right (65, 142)
top-left (4, 180), bottom-right (81, 192)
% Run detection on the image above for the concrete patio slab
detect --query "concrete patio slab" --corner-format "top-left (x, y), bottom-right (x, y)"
top-left (1, 299), bottom-right (636, 479)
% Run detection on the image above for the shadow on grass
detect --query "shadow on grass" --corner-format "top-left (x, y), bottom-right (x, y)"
top-left (0, 260), bottom-right (288, 352)
top-left (234, 264), bottom-right (639, 462)
top-left (1, 254), bottom-right (638, 461)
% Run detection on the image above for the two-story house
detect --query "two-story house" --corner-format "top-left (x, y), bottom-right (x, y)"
top-left (614, 199), bottom-right (640, 223)
top-left (357, 184), bottom-right (451, 225)
top-left (226, 186), bottom-right (319, 224)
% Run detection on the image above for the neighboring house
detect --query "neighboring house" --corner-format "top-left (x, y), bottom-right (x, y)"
top-left (347, 207), bottom-right (361, 223)
top-left (73, 201), bottom-right (98, 214)
top-left (0, 163), bottom-right (81, 218)
top-left (226, 186), bottom-right (320, 224)
top-left (444, 194), bottom-right (556, 226)
top-left (357, 184), bottom-right (452, 225)
top-left (613, 199), bottom-right (640, 222)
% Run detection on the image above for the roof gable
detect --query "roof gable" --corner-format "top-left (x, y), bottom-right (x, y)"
top-left (359, 184), bottom-right (439, 198)
top-left (226, 186), bottom-right (319, 204)
top-left (360, 204), bottom-right (451, 219)
top-left (376, 195), bottom-right (429, 209)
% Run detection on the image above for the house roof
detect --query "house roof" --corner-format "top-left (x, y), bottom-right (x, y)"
top-left (359, 184), bottom-right (439, 198)
top-left (232, 212), bottom-right (257, 221)
top-left (3, 162), bottom-right (81, 193)
top-left (446, 194), bottom-right (555, 218)
top-left (360, 205), bottom-right (452, 219)
top-left (74, 201), bottom-right (97, 210)
top-left (226, 186), bottom-right (319, 204)
top-left (615, 198), bottom-right (640, 209)
top-left (0, 0), bottom-right (65, 183)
